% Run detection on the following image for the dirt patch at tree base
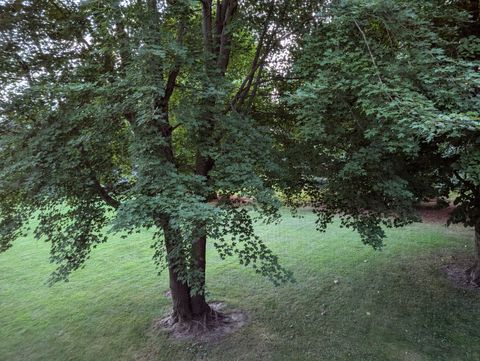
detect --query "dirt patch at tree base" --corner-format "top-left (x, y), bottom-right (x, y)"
top-left (444, 263), bottom-right (480, 291)
top-left (153, 302), bottom-right (248, 342)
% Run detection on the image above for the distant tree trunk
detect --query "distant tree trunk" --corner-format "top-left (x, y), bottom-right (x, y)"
top-left (461, 0), bottom-right (480, 36)
top-left (466, 219), bottom-right (480, 286)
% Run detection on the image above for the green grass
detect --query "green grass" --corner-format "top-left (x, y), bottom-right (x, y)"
top-left (1, 209), bottom-right (479, 361)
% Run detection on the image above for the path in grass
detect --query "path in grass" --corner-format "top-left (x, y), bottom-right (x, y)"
top-left (0, 209), bottom-right (478, 361)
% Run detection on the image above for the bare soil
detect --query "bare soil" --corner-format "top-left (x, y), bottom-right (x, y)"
top-left (415, 201), bottom-right (479, 291)
top-left (153, 302), bottom-right (248, 342)
top-left (445, 263), bottom-right (480, 291)
top-left (415, 201), bottom-right (454, 224)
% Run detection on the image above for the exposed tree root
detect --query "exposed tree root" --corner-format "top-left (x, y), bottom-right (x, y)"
top-left (154, 302), bottom-right (247, 342)
top-left (465, 262), bottom-right (480, 287)
top-left (445, 263), bottom-right (480, 290)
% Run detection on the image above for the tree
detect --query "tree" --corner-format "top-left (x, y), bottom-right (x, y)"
top-left (290, 0), bottom-right (480, 278)
top-left (0, 0), bottom-right (320, 328)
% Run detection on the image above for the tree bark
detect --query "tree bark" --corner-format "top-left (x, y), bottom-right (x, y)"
top-left (162, 219), bottom-right (212, 322)
top-left (189, 155), bottom-right (214, 316)
top-left (190, 233), bottom-right (210, 315)
top-left (162, 221), bottom-right (193, 321)
top-left (466, 219), bottom-right (480, 286)
top-left (162, 0), bottom-right (237, 323)
top-left (167, 260), bottom-right (194, 322)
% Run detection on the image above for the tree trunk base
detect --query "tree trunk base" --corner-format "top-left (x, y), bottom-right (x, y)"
top-left (165, 306), bottom-right (225, 332)
top-left (466, 262), bottom-right (480, 286)
top-left (154, 302), bottom-right (247, 341)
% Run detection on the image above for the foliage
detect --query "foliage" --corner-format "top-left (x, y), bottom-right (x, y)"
top-left (0, 0), bottom-right (318, 290)
top-left (1, 0), bottom-right (479, 305)
top-left (291, 0), bottom-right (480, 247)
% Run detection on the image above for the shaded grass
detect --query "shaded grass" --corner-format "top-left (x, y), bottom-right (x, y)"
top-left (0, 209), bottom-right (478, 361)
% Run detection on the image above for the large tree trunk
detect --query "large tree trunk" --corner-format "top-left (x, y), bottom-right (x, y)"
top-left (190, 233), bottom-right (210, 315)
top-left (466, 219), bottom-right (480, 286)
top-left (167, 260), bottom-right (194, 322)
top-left (159, 0), bottom-right (236, 328)
top-left (163, 222), bottom-right (193, 322)
top-left (162, 220), bottom-right (212, 323)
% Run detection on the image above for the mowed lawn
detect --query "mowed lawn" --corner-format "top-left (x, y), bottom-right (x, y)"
top-left (1, 209), bottom-right (479, 361)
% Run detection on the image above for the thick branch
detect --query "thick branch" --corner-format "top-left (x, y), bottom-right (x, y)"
top-left (232, 39), bottom-right (273, 110)
top-left (201, 0), bottom-right (214, 60)
top-left (215, 0), bottom-right (238, 74)
top-left (231, 2), bottom-right (275, 109)
top-left (244, 59), bottom-right (266, 111)
top-left (79, 145), bottom-right (120, 209)
top-left (454, 170), bottom-right (479, 195)
top-left (162, 19), bottom-right (187, 106)
top-left (91, 177), bottom-right (121, 209)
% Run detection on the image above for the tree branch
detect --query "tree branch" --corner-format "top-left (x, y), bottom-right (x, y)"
top-left (162, 17), bottom-right (187, 106)
top-left (353, 18), bottom-right (394, 102)
top-left (454, 170), bottom-right (479, 194)
top-left (216, 0), bottom-right (238, 74)
top-left (13, 53), bottom-right (33, 86)
top-left (231, 2), bottom-right (275, 109)
top-left (201, 0), bottom-right (214, 61)
top-left (115, 18), bottom-right (131, 72)
top-left (79, 145), bottom-right (120, 209)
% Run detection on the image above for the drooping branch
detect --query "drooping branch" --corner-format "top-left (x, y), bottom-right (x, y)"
top-left (90, 176), bottom-right (121, 209)
top-left (353, 18), bottom-right (394, 102)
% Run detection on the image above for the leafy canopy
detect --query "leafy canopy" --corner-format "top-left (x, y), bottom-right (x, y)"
top-left (291, 0), bottom-right (480, 247)
top-left (0, 0), bottom-right (319, 286)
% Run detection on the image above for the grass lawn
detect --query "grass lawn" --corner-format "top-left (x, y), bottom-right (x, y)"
top-left (1, 208), bottom-right (479, 361)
